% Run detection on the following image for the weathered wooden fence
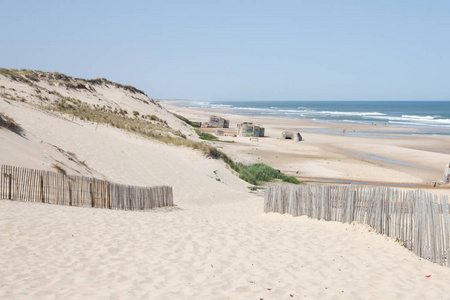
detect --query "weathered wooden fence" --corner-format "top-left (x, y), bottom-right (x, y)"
top-left (265, 184), bottom-right (450, 267)
top-left (0, 165), bottom-right (173, 210)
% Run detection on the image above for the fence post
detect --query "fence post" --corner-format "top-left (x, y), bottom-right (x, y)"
top-left (8, 174), bottom-right (12, 200)
top-left (90, 182), bottom-right (94, 207)
top-left (107, 182), bottom-right (111, 209)
top-left (68, 179), bottom-right (72, 206)
top-left (40, 175), bottom-right (44, 203)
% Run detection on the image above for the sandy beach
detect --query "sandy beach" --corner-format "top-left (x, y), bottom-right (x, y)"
top-left (1, 73), bottom-right (450, 299)
top-left (161, 100), bottom-right (450, 188)
top-left (3, 194), bottom-right (450, 300)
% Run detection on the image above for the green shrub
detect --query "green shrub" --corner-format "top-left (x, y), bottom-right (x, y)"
top-left (236, 163), bottom-right (300, 185)
top-left (173, 113), bottom-right (200, 127)
top-left (195, 129), bottom-right (218, 141)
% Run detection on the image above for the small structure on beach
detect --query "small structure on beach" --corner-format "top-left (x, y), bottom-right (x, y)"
top-left (237, 122), bottom-right (265, 137)
top-left (281, 131), bottom-right (302, 141)
top-left (281, 131), bottom-right (294, 139)
top-left (201, 115), bottom-right (229, 128)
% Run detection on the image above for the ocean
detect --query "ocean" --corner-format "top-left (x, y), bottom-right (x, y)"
top-left (181, 100), bottom-right (450, 136)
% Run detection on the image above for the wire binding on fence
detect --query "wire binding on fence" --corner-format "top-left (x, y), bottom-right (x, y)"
top-left (265, 184), bottom-right (450, 267)
top-left (0, 165), bottom-right (173, 210)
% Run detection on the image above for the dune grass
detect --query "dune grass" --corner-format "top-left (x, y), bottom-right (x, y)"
top-left (194, 129), bottom-right (235, 143)
top-left (236, 163), bottom-right (300, 185)
top-left (52, 163), bottom-right (67, 176)
top-left (173, 113), bottom-right (200, 127)
top-left (46, 95), bottom-right (185, 138)
top-left (195, 129), bottom-right (218, 141)
top-left (0, 68), bottom-right (40, 85)
top-left (44, 95), bottom-right (229, 163)
top-left (0, 112), bottom-right (24, 135)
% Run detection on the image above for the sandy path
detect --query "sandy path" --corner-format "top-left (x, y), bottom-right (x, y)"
top-left (2, 198), bottom-right (450, 300)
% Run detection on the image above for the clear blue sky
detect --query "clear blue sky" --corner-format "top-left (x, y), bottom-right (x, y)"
top-left (1, 0), bottom-right (449, 101)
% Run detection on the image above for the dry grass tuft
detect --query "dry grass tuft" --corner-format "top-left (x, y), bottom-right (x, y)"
top-left (0, 112), bottom-right (24, 135)
top-left (44, 94), bottom-right (182, 139)
top-left (52, 163), bottom-right (67, 175)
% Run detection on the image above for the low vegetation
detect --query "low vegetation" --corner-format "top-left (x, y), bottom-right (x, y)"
top-left (0, 68), bottom-right (40, 85)
top-left (194, 129), bottom-right (234, 143)
top-left (0, 68), bottom-right (147, 96)
top-left (235, 163), bottom-right (300, 185)
top-left (195, 129), bottom-right (219, 141)
top-left (52, 163), bottom-right (67, 175)
top-left (46, 93), bottom-right (183, 138)
top-left (175, 142), bottom-right (299, 185)
top-left (173, 113), bottom-right (200, 127)
top-left (0, 112), bottom-right (24, 135)
top-left (86, 78), bottom-right (146, 95)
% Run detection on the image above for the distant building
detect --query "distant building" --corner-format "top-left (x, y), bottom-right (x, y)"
top-left (237, 122), bottom-right (265, 137)
top-left (201, 115), bottom-right (230, 128)
top-left (209, 115), bottom-right (229, 128)
top-left (281, 131), bottom-right (294, 139)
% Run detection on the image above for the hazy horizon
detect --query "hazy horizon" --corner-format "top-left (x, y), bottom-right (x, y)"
top-left (168, 99), bottom-right (450, 102)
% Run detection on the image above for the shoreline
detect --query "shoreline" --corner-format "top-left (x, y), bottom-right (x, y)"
top-left (164, 99), bottom-right (450, 136)
top-left (161, 100), bottom-right (450, 190)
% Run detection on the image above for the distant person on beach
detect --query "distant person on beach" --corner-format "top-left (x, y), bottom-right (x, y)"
top-left (445, 163), bottom-right (450, 183)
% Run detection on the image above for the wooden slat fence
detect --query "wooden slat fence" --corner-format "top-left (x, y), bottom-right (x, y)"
top-left (1, 165), bottom-right (173, 210)
top-left (265, 184), bottom-right (450, 267)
